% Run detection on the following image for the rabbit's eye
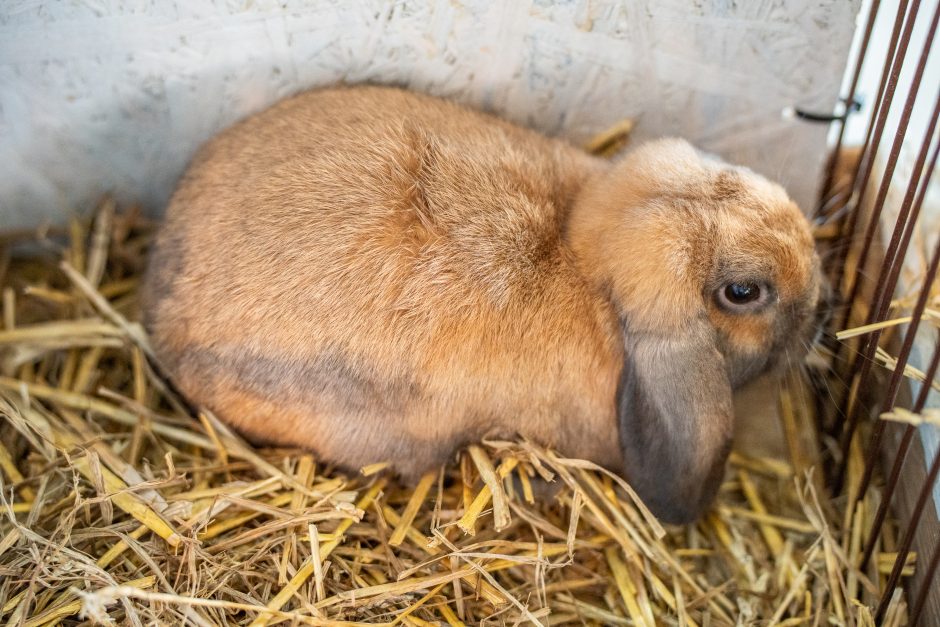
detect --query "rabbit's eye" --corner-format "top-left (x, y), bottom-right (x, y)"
top-left (716, 281), bottom-right (771, 312)
top-left (726, 283), bottom-right (760, 304)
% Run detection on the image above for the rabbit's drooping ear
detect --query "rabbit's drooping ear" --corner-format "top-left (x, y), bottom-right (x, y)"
top-left (617, 320), bottom-right (734, 524)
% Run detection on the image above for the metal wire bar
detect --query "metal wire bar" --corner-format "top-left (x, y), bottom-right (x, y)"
top-left (837, 210), bottom-right (940, 498)
top-left (865, 231), bottom-right (940, 620)
top-left (809, 0), bottom-right (940, 618)
top-left (843, 0), bottom-right (940, 338)
top-left (876, 435), bottom-right (940, 622)
top-left (827, 0), bottom-right (914, 284)
top-left (832, 4), bottom-right (939, 490)
top-left (860, 333), bottom-right (940, 571)
top-left (852, 100), bottom-right (940, 497)
top-left (815, 0), bottom-right (883, 216)
top-left (824, 0), bottom-right (918, 449)
top-left (856, 99), bottom-right (940, 336)
top-left (838, 2), bottom-right (937, 333)
top-left (855, 130), bottom-right (940, 568)
top-left (857, 223), bottom-right (940, 491)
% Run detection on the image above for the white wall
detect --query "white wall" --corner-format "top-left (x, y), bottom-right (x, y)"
top-left (0, 0), bottom-right (859, 229)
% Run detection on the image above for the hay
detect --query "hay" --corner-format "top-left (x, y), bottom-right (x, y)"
top-left (0, 207), bottom-right (911, 625)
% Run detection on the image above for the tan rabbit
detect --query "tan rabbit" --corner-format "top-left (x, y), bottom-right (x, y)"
top-left (142, 85), bottom-right (823, 524)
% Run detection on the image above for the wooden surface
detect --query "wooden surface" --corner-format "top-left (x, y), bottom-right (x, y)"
top-left (0, 0), bottom-right (859, 227)
top-left (884, 414), bottom-right (940, 621)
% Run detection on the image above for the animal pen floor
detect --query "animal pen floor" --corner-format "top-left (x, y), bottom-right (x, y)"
top-left (0, 207), bottom-right (916, 625)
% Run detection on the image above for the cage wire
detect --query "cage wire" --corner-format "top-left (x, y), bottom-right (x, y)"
top-left (815, 0), bottom-right (940, 623)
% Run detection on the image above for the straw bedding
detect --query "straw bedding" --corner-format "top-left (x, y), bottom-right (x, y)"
top-left (0, 203), bottom-right (914, 625)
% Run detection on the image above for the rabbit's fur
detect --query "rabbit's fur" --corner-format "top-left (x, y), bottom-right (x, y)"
top-left (143, 85), bottom-right (823, 523)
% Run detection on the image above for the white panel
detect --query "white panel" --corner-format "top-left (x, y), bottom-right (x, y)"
top-left (0, 0), bottom-right (859, 228)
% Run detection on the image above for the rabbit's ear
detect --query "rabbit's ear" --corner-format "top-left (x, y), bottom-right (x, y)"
top-left (617, 320), bottom-right (734, 524)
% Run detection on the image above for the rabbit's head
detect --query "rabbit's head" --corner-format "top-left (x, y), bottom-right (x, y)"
top-left (569, 139), bottom-right (824, 523)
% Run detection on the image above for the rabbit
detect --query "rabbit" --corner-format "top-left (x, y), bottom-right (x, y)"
top-left (141, 85), bottom-right (824, 524)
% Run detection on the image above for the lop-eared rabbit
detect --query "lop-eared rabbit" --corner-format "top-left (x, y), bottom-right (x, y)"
top-left (143, 86), bottom-right (824, 524)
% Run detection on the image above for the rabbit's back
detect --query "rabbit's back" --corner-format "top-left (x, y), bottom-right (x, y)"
top-left (143, 86), bottom-right (624, 475)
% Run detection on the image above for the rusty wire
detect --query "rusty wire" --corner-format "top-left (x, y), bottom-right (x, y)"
top-left (819, 0), bottom-right (940, 622)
